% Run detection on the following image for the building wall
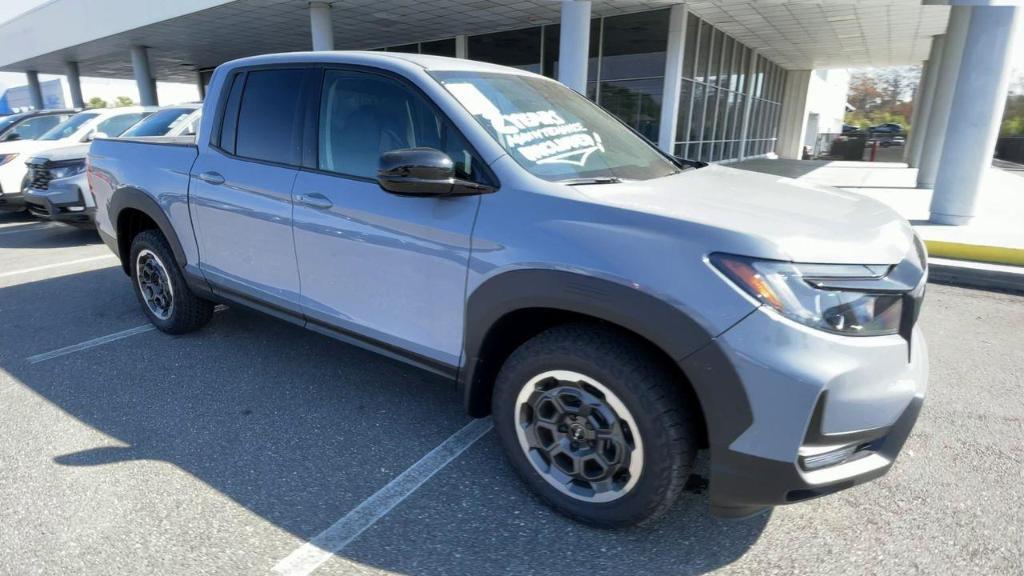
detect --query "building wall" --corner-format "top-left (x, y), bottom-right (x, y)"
top-left (0, 78), bottom-right (66, 113)
top-left (805, 68), bottom-right (850, 143)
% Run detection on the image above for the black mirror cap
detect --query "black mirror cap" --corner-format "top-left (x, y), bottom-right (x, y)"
top-left (378, 147), bottom-right (494, 197)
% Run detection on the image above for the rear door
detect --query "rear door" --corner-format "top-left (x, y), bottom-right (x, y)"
top-left (190, 67), bottom-right (317, 312)
top-left (291, 68), bottom-right (493, 370)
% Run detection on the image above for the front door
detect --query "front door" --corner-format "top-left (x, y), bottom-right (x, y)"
top-left (291, 69), bottom-right (494, 369)
top-left (191, 68), bottom-right (314, 311)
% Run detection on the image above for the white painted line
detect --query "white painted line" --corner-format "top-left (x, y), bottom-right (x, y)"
top-left (27, 324), bottom-right (156, 364)
top-left (272, 417), bottom-right (495, 576)
top-left (0, 222), bottom-right (57, 236)
top-left (0, 254), bottom-right (116, 279)
top-left (25, 305), bottom-right (228, 364)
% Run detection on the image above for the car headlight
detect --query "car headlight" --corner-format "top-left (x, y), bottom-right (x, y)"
top-left (0, 153), bottom-right (18, 166)
top-left (49, 160), bottom-right (86, 179)
top-left (710, 253), bottom-right (904, 336)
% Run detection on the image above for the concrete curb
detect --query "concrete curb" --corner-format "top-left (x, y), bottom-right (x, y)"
top-left (924, 240), bottom-right (1024, 267)
top-left (927, 258), bottom-right (1024, 294)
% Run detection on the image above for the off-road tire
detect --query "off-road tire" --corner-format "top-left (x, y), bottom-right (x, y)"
top-left (492, 322), bottom-right (698, 528)
top-left (129, 229), bottom-right (214, 334)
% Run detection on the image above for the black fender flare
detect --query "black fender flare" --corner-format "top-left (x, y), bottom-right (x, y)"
top-left (108, 187), bottom-right (189, 276)
top-left (459, 269), bottom-right (717, 416)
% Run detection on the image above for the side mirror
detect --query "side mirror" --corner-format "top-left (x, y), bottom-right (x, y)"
top-left (3, 132), bottom-right (21, 142)
top-left (378, 147), bottom-right (493, 197)
top-left (85, 131), bottom-right (108, 142)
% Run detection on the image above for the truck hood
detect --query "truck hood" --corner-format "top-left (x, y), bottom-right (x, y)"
top-left (27, 143), bottom-right (89, 164)
top-left (575, 164), bottom-right (913, 265)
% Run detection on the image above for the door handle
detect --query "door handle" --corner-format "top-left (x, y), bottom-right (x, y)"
top-left (197, 171), bottom-right (225, 185)
top-left (297, 192), bottom-right (333, 210)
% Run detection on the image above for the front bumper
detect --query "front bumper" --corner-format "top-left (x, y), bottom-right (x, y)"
top-left (681, 307), bottom-right (928, 518)
top-left (0, 189), bottom-right (26, 211)
top-left (24, 174), bottom-right (95, 226)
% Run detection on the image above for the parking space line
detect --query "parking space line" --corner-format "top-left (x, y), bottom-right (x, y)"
top-left (272, 417), bottom-right (494, 576)
top-left (0, 222), bottom-right (57, 236)
top-left (0, 254), bottom-right (116, 279)
top-left (27, 324), bottom-right (156, 364)
top-left (25, 306), bottom-right (228, 364)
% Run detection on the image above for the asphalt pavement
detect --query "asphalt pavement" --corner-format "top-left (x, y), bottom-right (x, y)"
top-left (0, 211), bottom-right (1021, 576)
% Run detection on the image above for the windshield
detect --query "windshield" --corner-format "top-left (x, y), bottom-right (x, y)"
top-left (39, 112), bottom-right (100, 141)
top-left (121, 107), bottom-right (197, 137)
top-left (0, 114), bottom-right (26, 134)
top-left (431, 71), bottom-right (679, 183)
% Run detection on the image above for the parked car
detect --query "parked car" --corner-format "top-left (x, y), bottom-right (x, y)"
top-left (868, 122), bottom-right (903, 134)
top-left (841, 123), bottom-right (861, 133)
top-left (879, 135), bottom-right (906, 148)
top-left (0, 106), bottom-right (156, 212)
top-left (0, 109), bottom-right (77, 143)
top-left (23, 104), bottom-right (201, 226)
top-left (89, 52), bottom-right (928, 527)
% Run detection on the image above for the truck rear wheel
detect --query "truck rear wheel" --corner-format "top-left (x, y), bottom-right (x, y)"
top-left (129, 230), bottom-right (213, 334)
top-left (492, 323), bottom-right (697, 527)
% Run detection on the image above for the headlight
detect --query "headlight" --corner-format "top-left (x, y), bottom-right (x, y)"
top-left (710, 254), bottom-right (903, 336)
top-left (0, 153), bottom-right (18, 166)
top-left (49, 160), bottom-right (86, 179)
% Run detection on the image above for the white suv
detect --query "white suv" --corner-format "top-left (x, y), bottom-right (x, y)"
top-left (0, 106), bottom-right (156, 211)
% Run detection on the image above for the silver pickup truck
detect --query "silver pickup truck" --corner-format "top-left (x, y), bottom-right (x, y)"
top-left (88, 52), bottom-right (928, 527)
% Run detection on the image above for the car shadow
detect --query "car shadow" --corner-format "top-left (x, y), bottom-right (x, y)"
top-left (0, 211), bottom-right (100, 249)
top-left (1, 267), bottom-right (767, 575)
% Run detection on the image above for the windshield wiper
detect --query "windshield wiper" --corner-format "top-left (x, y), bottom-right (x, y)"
top-left (675, 157), bottom-right (708, 169)
top-left (560, 177), bottom-right (623, 186)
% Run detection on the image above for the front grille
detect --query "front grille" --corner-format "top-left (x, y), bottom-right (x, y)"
top-left (28, 164), bottom-right (53, 190)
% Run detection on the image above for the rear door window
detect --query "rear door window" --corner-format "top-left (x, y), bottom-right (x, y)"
top-left (233, 69), bottom-right (308, 165)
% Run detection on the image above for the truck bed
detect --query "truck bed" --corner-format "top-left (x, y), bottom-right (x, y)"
top-left (88, 136), bottom-right (202, 268)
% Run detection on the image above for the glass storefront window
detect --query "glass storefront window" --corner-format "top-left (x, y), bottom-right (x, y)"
top-left (421, 38), bottom-right (456, 57)
top-left (468, 27), bottom-right (542, 73)
top-left (599, 78), bottom-right (663, 142)
top-left (599, 10), bottom-right (669, 81)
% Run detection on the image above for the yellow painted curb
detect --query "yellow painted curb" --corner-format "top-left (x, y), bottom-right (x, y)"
top-left (924, 240), bottom-right (1024, 267)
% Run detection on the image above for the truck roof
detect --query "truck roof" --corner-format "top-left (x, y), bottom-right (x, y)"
top-left (218, 50), bottom-right (544, 79)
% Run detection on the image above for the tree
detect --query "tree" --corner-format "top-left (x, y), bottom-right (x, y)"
top-left (114, 96), bottom-right (134, 107)
top-left (86, 97), bottom-right (108, 109)
top-left (845, 66), bottom-right (921, 129)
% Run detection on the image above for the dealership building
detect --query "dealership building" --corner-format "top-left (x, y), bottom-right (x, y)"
top-left (0, 0), bottom-right (1018, 224)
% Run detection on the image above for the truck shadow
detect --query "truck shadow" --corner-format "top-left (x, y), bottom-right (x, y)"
top-left (1, 266), bottom-right (767, 576)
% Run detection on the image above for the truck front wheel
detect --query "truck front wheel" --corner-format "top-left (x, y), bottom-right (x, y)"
top-left (129, 230), bottom-right (213, 334)
top-left (492, 323), bottom-right (698, 527)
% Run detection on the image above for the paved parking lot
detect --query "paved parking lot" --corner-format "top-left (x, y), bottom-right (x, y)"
top-left (1, 211), bottom-right (1022, 576)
